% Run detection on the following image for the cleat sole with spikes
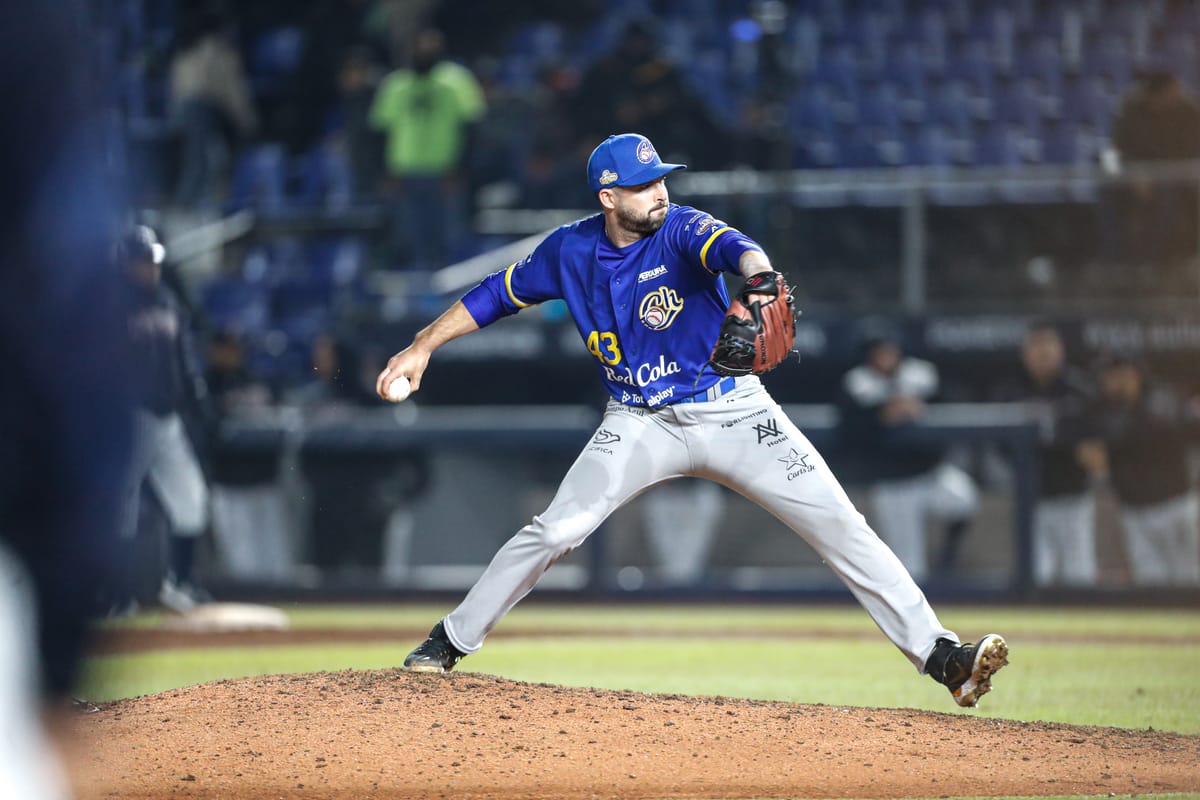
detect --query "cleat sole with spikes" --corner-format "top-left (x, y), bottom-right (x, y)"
top-left (953, 633), bottom-right (1009, 708)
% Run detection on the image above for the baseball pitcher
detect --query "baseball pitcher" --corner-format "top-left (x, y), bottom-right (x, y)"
top-left (377, 133), bottom-right (1008, 707)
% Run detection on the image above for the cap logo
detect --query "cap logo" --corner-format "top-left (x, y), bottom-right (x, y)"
top-left (636, 139), bottom-right (655, 164)
top-left (599, 169), bottom-right (619, 186)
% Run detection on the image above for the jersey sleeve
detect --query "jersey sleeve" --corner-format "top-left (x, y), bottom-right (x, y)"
top-left (460, 229), bottom-right (564, 327)
top-left (668, 205), bottom-right (765, 276)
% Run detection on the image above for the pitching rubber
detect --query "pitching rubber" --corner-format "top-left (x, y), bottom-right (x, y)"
top-left (953, 633), bottom-right (1009, 708)
top-left (403, 663), bottom-right (449, 674)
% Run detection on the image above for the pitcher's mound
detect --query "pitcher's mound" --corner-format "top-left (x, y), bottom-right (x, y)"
top-left (65, 670), bottom-right (1200, 799)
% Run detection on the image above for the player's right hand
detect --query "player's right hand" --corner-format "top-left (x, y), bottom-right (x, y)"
top-left (376, 344), bottom-right (431, 401)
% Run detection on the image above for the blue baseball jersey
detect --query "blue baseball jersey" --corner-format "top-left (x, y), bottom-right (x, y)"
top-left (461, 204), bottom-right (763, 407)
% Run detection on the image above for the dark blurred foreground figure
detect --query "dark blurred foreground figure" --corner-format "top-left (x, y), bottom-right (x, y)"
top-left (0, 3), bottom-right (134, 796)
top-left (1078, 355), bottom-right (1200, 586)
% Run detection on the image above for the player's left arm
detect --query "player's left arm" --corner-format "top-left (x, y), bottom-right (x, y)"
top-left (669, 207), bottom-right (766, 277)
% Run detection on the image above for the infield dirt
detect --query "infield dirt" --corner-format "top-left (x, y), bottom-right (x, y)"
top-left (64, 668), bottom-right (1200, 799)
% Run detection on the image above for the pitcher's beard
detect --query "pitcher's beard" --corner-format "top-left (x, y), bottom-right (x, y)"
top-left (615, 204), bottom-right (667, 236)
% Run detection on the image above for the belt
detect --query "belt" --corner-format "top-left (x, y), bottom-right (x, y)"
top-left (677, 375), bottom-right (738, 404)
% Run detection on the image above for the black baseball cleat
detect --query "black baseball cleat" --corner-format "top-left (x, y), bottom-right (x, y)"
top-left (925, 634), bottom-right (1009, 708)
top-left (403, 621), bottom-right (466, 673)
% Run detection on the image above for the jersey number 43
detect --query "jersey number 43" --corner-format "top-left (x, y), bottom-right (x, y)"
top-left (586, 330), bottom-right (623, 365)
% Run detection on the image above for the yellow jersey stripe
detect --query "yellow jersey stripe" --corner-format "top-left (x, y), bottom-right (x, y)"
top-left (699, 227), bottom-right (733, 273)
top-left (503, 263), bottom-right (532, 308)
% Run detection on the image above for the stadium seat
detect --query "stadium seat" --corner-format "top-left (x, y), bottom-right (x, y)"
top-left (306, 238), bottom-right (365, 288)
top-left (995, 79), bottom-right (1045, 134)
top-left (298, 147), bottom-right (352, 211)
top-left (249, 26), bottom-right (305, 98)
top-left (229, 144), bottom-right (287, 212)
top-left (203, 279), bottom-right (271, 334)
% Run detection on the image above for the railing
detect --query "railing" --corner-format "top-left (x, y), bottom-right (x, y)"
top-left (212, 402), bottom-right (1041, 597)
top-left (461, 160), bottom-right (1200, 311)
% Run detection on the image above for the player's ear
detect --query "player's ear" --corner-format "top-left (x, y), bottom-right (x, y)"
top-left (597, 188), bottom-right (617, 211)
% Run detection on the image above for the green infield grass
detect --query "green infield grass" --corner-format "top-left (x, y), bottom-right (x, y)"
top-left (85, 603), bottom-right (1200, 735)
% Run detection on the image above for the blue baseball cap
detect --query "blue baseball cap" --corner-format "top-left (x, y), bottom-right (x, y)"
top-left (586, 133), bottom-right (686, 193)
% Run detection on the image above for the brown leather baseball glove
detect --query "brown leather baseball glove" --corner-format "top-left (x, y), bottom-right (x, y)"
top-left (708, 271), bottom-right (797, 376)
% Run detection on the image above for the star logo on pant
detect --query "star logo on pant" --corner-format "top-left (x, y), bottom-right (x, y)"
top-left (777, 448), bottom-right (810, 471)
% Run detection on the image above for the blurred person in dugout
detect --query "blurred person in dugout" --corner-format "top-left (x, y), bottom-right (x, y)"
top-left (168, 5), bottom-right (259, 212)
top-left (1077, 353), bottom-right (1200, 586)
top-left (1104, 63), bottom-right (1200, 278)
top-left (837, 331), bottom-right (978, 584)
top-left (641, 480), bottom-right (725, 586)
top-left (203, 329), bottom-right (296, 581)
top-left (370, 28), bottom-right (486, 270)
top-left (287, 334), bottom-right (428, 574)
top-left (999, 322), bottom-right (1099, 587)
top-left (116, 224), bottom-right (213, 612)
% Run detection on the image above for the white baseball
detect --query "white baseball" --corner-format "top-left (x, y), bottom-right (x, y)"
top-left (386, 376), bottom-right (411, 403)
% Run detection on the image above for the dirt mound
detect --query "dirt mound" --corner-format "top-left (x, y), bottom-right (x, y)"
top-left (64, 670), bottom-right (1200, 799)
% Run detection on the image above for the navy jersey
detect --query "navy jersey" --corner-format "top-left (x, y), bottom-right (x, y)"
top-left (462, 204), bottom-right (763, 407)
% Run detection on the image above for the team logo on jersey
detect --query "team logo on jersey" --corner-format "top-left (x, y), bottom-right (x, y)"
top-left (639, 286), bottom-right (684, 331)
top-left (638, 264), bottom-right (668, 283)
top-left (599, 169), bottom-right (619, 186)
top-left (778, 448), bottom-right (815, 480)
top-left (636, 138), bottom-right (655, 164)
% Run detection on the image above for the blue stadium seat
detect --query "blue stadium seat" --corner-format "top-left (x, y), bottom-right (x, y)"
top-left (203, 279), bottom-right (271, 334)
top-left (1162, 32), bottom-right (1199, 89)
top-left (1083, 36), bottom-right (1132, 87)
top-left (1015, 36), bottom-right (1065, 100)
top-left (250, 26), bottom-right (305, 98)
top-left (944, 40), bottom-right (998, 114)
top-left (306, 238), bottom-right (365, 288)
top-left (995, 79), bottom-right (1045, 134)
top-left (298, 147), bottom-right (352, 211)
top-left (228, 144), bottom-right (287, 212)
top-left (857, 83), bottom-right (902, 134)
top-left (883, 42), bottom-right (929, 119)
top-left (788, 88), bottom-right (836, 141)
top-left (1061, 76), bottom-right (1118, 131)
top-left (926, 81), bottom-right (976, 137)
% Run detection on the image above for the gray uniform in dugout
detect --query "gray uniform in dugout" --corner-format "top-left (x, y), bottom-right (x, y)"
top-left (376, 133), bottom-right (1008, 707)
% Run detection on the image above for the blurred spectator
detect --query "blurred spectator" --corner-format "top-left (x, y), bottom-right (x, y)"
top-left (285, 332), bottom-right (379, 412)
top-left (169, 8), bottom-right (259, 211)
top-left (1077, 354), bottom-right (1200, 586)
top-left (570, 19), bottom-right (731, 169)
top-left (332, 46), bottom-right (386, 202)
top-left (523, 65), bottom-right (594, 208)
top-left (117, 224), bottom-right (213, 612)
top-left (288, 334), bottom-right (427, 573)
top-left (1105, 67), bottom-right (1200, 272)
top-left (1, 4), bottom-right (133, 796)
top-left (998, 322), bottom-right (1098, 587)
top-left (370, 28), bottom-right (486, 270)
top-left (277, 0), bottom-right (383, 155)
top-left (837, 333), bottom-right (978, 583)
top-left (204, 330), bottom-right (296, 580)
